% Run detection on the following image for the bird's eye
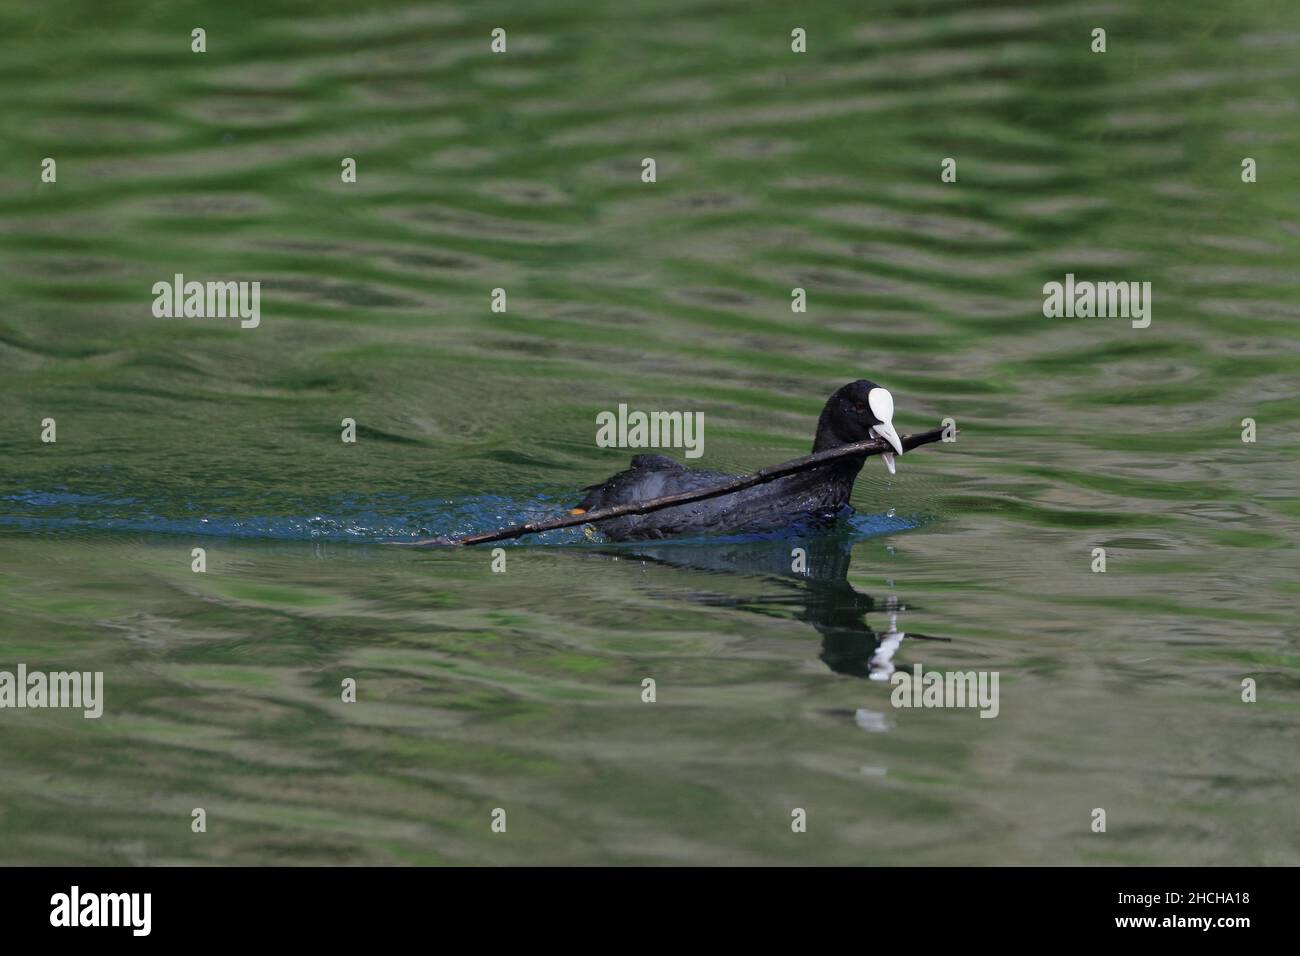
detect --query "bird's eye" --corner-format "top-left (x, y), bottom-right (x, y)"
top-left (853, 402), bottom-right (866, 412)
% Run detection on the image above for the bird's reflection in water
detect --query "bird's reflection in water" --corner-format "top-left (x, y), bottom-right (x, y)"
top-left (593, 528), bottom-right (948, 680)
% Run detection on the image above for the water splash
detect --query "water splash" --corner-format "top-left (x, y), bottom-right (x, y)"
top-left (0, 488), bottom-right (920, 546)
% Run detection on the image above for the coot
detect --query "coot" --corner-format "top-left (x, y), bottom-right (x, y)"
top-left (572, 380), bottom-right (902, 541)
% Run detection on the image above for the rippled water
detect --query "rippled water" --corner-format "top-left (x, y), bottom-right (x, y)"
top-left (2, 0), bottom-right (1299, 864)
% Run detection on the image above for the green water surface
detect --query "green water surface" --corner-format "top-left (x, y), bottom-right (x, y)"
top-left (1, 0), bottom-right (1298, 864)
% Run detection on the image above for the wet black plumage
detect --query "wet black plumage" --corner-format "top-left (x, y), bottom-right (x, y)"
top-left (574, 380), bottom-right (902, 541)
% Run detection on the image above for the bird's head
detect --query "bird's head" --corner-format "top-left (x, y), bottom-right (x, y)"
top-left (814, 379), bottom-right (903, 474)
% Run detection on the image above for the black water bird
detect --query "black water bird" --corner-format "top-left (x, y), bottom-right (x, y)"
top-left (572, 380), bottom-right (903, 541)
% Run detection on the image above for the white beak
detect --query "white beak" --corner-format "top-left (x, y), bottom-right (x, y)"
top-left (866, 387), bottom-right (902, 475)
top-left (873, 418), bottom-right (903, 456)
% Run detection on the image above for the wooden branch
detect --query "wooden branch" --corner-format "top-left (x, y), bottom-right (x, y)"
top-left (401, 423), bottom-right (955, 548)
